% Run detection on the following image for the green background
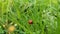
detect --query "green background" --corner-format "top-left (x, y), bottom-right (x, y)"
top-left (0, 0), bottom-right (60, 34)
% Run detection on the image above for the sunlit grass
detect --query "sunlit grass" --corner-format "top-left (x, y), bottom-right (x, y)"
top-left (0, 0), bottom-right (60, 34)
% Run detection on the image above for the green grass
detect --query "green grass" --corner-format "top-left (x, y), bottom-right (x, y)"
top-left (0, 0), bottom-right (60, 34)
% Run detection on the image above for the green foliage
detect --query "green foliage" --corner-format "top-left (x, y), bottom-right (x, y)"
top-left (0, 0), bottom-right (59, 34)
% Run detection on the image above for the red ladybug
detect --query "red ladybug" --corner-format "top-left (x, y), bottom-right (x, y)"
top-left (28, 20), bottom-right (33, 24)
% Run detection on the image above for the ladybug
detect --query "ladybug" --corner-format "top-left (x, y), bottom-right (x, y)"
top-left (28, 20), bottom-right (33, 24)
